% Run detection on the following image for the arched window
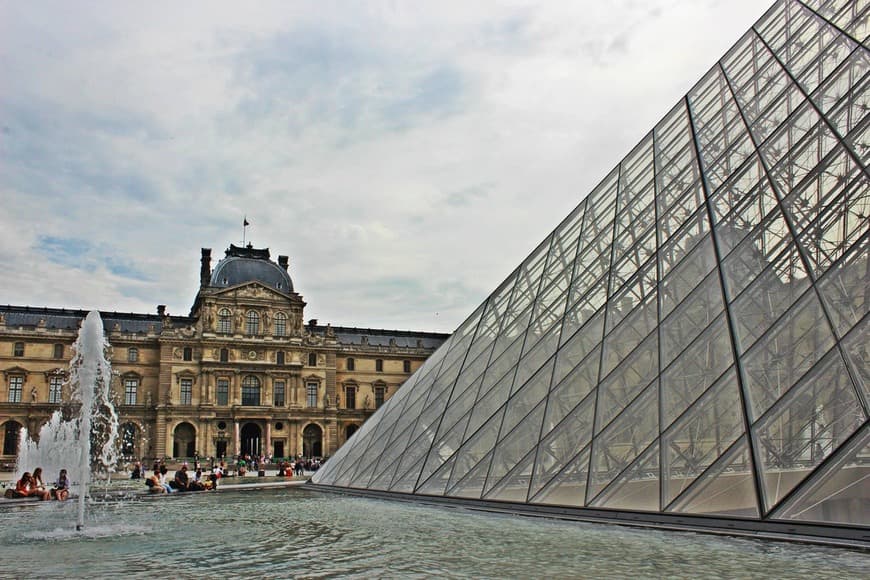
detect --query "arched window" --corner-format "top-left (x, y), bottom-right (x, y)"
top-left (274, 312), bottom-right (286, 337)
top-left (128, 347), bottom-right (139, 362)
top-left (308, 352), bottom-right (317, 367)
top-left (246, 311), bottom-right (260, 335)
top-left (242, 375), bottom-right (261, 406)
top-left (218, 309), bottom-right (232, 334)
top-left (3, 421), bottom-right (22, 455)
top-left (346, 357), bottom-right (355, 371)
top-left (220, 348), bottom-right (229, 363)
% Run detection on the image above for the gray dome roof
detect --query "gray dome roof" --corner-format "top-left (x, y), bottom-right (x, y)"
top-left (210, 246), bottom-right (293, 292)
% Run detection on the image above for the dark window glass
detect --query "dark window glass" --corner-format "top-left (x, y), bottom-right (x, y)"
top-left (128, 347), bottom-right (139, 362)
top-left (308, 352), bottom-right (317, 366)
top-left (376, 359), bottom-right (383, 372)
top-left (53, 344), bottom-right (64, 359)
top-left (49, 376), bottom-right (63, 404)
top-left (277, 351), bottom-right (285, 366)
top-left (124, 378), bottom-right (138, 405)
top-left (183, 347), bottom-right (192, 361)
top-left (217, 379), bottom-right (229, 405)
top-left (220, 348), bottom-right (229, 363)
top-left (375, 386), bottom-right (385, 408)
top-left (13, 342), bottom-right (24, 357)
top-left (345, 386), bottom-right (357, 409)
top-left (242, 376), bottom-right (261, 406)
top-left (274, 381), bottom-right (285, 407)
top-left (218, 309), bottom-right (232, 334)
top-left (403, 360), bottom-right (411, 373)
top-left (180, 378), bottom-right (192, 405)
top-left (347, 358), bottom-right (355, 371)
top-left (8, 376), bottom-right (23, 402)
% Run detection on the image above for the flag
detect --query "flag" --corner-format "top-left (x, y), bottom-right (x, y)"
top-left (243, 217), bottom-right (249, 227)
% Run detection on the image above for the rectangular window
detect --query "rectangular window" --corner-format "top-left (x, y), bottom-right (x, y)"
top-left (345, 386), bottom-right (356, 409)
top-left (307, 382), bottom-right (318, 408)
top-left (217, 379), bottom-right (229, 406)
top-left (403, 360), bottom-right (411, 373)
top-left (8, 376), bottom-right (23, 402)
top-left (276, 351), bottom-right (285, 366)
top-left (375, 386), bottom-right (386, 408)
top-left (274, 381), bottom-right (285, 407)
top-left (128, 347), bottom-right (138, 362)
top-left (53, 344), bottom-right (64, 359)
top-left (13, 342), bottom-right (24, 357)
top-left (49, 376), bottom-right (63, 404)
top-left (183, 347), bottom-right (192, 361)
top-left (376, 359), bottom-right (384, 372)
top-left (218, 310), bottom-right (232, 334)
top-left (346, 358), bottom-right (355, 371)
top-left (275, 314), bottom-right (286, 337)
top-left (220, 349), bottom-right (229, 363)
top-left (180, 378), bottom-right (192, 405)
top-left (124, 378), bottom-right (138, 405)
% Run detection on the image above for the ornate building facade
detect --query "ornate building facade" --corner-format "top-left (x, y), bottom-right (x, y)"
top-left (0, 244), bottom-right (448, 463)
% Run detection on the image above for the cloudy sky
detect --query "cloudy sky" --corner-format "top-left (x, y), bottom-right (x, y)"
top-left (1, 0), bottom-right (765, 333)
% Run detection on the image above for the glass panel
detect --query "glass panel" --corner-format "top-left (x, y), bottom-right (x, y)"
top-left (484, 403), bottom-right (545, 496)
top-left (390, 455), bottom-right (427, 493)
top-left (554, 311), bottom-right (603, 384)
top-left (419, 412), bottom-right (469, 488)
top-left (448, 450), bottom-right (493, 499)
top-left (502, 359), bottom-right (554, 436)
top-left (546, 347), bottom-right (600, 433)
top-left (822, 59), bottom-right (870, 140)
top-left (602, 293), bottom-right (658, 377)
top-left (816, 235), bottom-right (870, 337)
top-left (532, 393), bottom-right (596, 498)
top-left (466, 371), bottom-right (513, 440)
top-left (841, 318), bottom-right (869, 403)
top-left (595, 334), bottom-right (658, 433)
top-left (485, 449), bottom-right (536, 502)
top-left (590, 441), bottom-right (659, 512)
top-left (588, 382), bottom-right (659, 502)
top-left (742, 289), bottom-right (837, 420)
top-left (771, 424), bottom-right (870, 526)
top-left (661, 321), bottom-right (735, 430)
top-left (667, 436), bottom-right (760, 518)
top-left (448, 408), bottom-right (505, 491)
top-left (729, 245), bottom-right (812, 353)
top-left (753, 347), bottom-right (866, 512)
top-left (662, 370), bottom-right (745, 506)
top-left (660, 273), bottom-right (725, 368)
top-left (417, 453), bottom-right (457, 497)
top-left (659, 236), bottom-right (717, 318)
top-left (530, 445), bottom-right (590, 507)
top-left (710, 157), bottom-right (779, 255)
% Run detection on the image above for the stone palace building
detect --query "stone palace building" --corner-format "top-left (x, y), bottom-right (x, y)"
top-left (0, 243), bottom-right (448, 464)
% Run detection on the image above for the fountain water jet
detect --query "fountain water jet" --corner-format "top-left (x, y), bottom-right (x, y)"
top-left (15, 311), bottom-right (119, 531)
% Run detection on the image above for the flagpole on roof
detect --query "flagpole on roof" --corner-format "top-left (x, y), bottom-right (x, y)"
top-left (243, 216), bottom-right (250, 246)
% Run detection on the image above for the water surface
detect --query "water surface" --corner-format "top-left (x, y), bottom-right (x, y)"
top-left (0, 487), bottom-right (866, 578)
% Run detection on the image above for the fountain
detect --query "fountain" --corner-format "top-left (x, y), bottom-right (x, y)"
top-left (15, 310), bottom-right (119, 531)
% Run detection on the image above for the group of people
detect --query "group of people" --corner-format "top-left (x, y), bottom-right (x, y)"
top-left (145, 463), bottom-right (215, 494)
top-left (5, 467), bottom-right (69, 501)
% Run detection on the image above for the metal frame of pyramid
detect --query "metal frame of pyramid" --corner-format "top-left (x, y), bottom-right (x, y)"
top-left (311, 0), bottom-right (869, 546)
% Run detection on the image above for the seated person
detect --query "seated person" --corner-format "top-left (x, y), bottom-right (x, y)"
top-left (52, 469), bottom-right (70, 501)
top-left (171, 465), bottom-right (189, 490)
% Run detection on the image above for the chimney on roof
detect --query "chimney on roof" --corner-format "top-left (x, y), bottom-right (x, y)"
top-left (308, 319), bottom-right (317, 330)
top-left (278, 255), bottom-right (289, 272)
top-left (200, 248), bottom-right (212, 287)
top-left (157, 305), bottom-right (166, 317)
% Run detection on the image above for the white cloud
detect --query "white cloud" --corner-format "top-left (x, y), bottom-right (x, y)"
top-left (0, 0), bottom-right (764, 332)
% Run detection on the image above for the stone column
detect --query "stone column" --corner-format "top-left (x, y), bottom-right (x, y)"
top-left (265, 422), bottom-right (272, 458)
top-left (234, 420), bottom-right (240, 455)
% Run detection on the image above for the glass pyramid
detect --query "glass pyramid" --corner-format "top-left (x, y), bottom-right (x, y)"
top-left (312, 0), bottom-right (869, 538)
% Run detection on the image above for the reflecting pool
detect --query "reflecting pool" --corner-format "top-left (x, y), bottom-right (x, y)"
top-left (0, 486), bottom-right (866, 578)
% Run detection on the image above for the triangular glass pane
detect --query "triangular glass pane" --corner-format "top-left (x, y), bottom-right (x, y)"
top-left (484, 402), bottom-right (546, 495)
top-left (369, 458), bottom-right (401, 491)
top-left (448, 450), bottom-right (493, 499)
top-left (419, 411), bottom-right (469, 486)
top-left (390, 454), bottom-right (428, 494)
top-left (590, 441), bottom-right (660, 512)
top-left (531, 393), bottom-right (597, 498)
top-left (530, 446), bottom-right (591, 507)
top-left (466, 371), bottom-right (513, 439)
top-left (417, 453), bottom-right (457, 496)
top-left (485, 448), bottom-right (536, 502)
top-left (668, 436), bottom-right (760, 518)
top-left (448, 408), bottom-right (505, 490)
top-left (771, 425), bottom-right (870, 526)
top-left (753, 347), bottom-right (866, 512)
top-left (662, 369), bottom-right (744, 506)
top-left (544, 347), bottom-right (600, 435)
top-left (588, 381), bottom-right (659, 502)
top-left (595, 333), bottom-right (658, 433)
top-left (501, 359), bottom-right (554, 436)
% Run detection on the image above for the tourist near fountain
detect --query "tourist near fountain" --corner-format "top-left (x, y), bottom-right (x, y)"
top-left (14, 310), bottom-right (119, 531)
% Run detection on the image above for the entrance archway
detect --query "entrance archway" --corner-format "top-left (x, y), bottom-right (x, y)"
top-left (302, 423), bottom-right (323, 458)
top-left (172, 422), bottom-right (196, 458)
top-left (241, 422), bottom-right (262, 457)
top-left (2, 421), bottom-right (22, 456)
